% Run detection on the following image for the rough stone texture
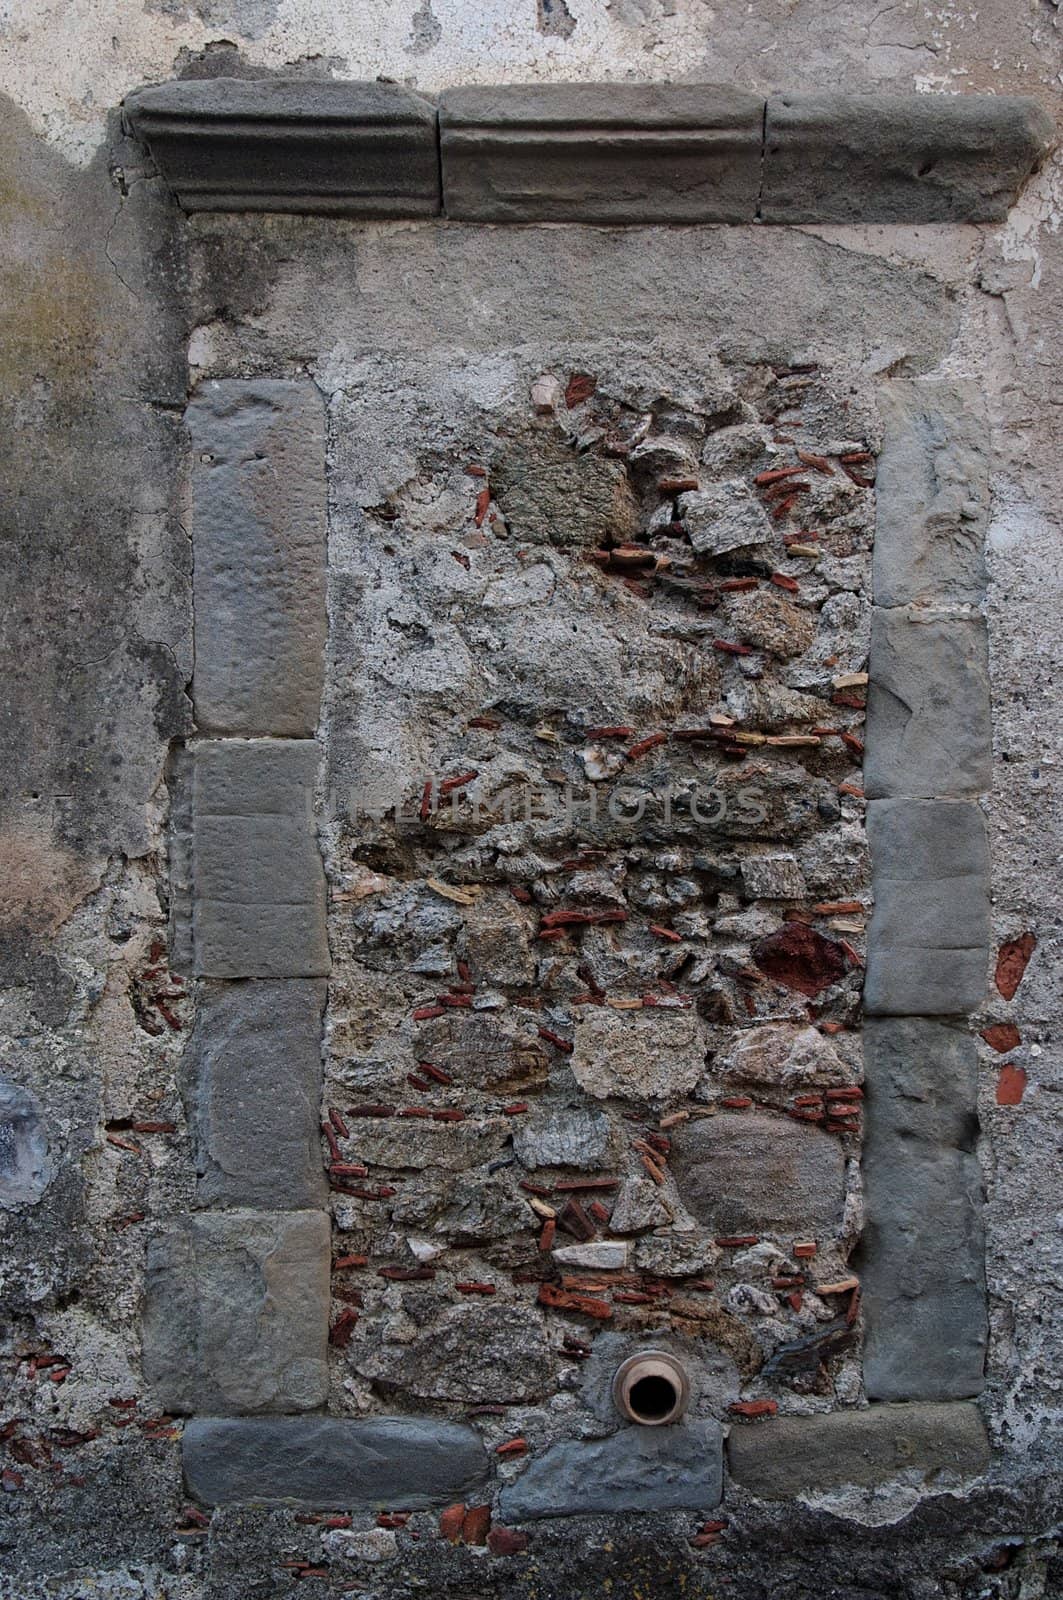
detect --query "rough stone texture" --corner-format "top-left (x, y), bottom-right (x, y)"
top-left (726, 1402), bottom-right (990, 1497)
top-left (717, 1023), bottom-right (851, 1089)
top-left (678, 479), bottom-right (772, 557)
top-left (183, 1416), bottom-right (488, 1508)
top-left (671, 1111), bottom-right (846, 1237)
top-left (190, 978), bottom-right (327, 1208)
top-left (874, 381), bottom-right (989, 609)
top-left (439, 84), bottom-right (763, 223)
top-left (762, 93), bottom-right (1053, 223)
top-left (142, 1209), bottom-right (329, 1414)
top-left (865, 609), bottom-right (991, 800)
top-left (191, 739), bottom-right (329, 978)
top-left (352, 1303), bottom-right (554, 1403)
top-left (570, 1009), bottom-right (706, 1102)
top-left (860, 1018), bottom-right (987, 1402)
top-left (865, 799), bottom-right (990, 1016)
top-left (0, 1076), bottom-right (52, 1207)
top-left (499, 1421), bottom-right (724, 1519)
top-left (187, 379), bottom-right (326, 738)
top-left (513, 1103), bottom-right (610, 1169)
top-left (126, 78), bottom-right (442, 216)
top-left (491, 424), bottom-right (638, 549)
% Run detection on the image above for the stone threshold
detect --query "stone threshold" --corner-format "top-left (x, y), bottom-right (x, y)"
top-left (124, 78), bottom-right (1053, 224)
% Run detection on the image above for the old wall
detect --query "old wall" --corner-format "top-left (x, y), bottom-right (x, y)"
top-left (0, 5), bottom-right (1060, 1600)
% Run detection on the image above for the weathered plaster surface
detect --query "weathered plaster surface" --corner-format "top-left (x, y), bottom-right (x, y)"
top-left (0, 3), bottom-right (1060, 1598)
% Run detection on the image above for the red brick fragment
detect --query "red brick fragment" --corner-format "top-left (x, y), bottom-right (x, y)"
top-left (379, 1266), bottom-right (436, 1281)
top-left (439, 1503), bottom-right (466, 1543)
top-left (995, 934), bottom-right (1036, 1000)
top-left (715, 1235), bottom-right (759, 1248)
top-left (495, 1438), bottom-right (528, 1457)
top-left (996, 1064), bottom-right (1028, 1106)
top-left (329, 1309), bottom-right (359, 1348)
top-left (719, 1095), bottom-right (752, 1109)
top-left (729, 1399), bottom-right (778, 1419)
top-left (463, 1504), bottom-right (492, 1544)
top-left (712, 639), bottom-right (755, 656)
top-left (468, 715), bottom-right (501, 730)
top-left (793, 1240), bottom-right (817, 1259)
top-left (487, 1525), bottom-right (529, 1557)
top-left (981, 1023), bottom-right (1022, 1054)
top-left (566, 372), bottom-right (596, 408)
top-left (753, 923), bottom-right (848, 998)
top-left (541, 907), bottom-right (628, 930)
top-left (332, 1254), bottom-right (368, 1270)
top-left (626, 732), bottom-right (668, 762)
top-left (346, 1103), bottom-right (396, 1118)
top-left (538, 1219), bottom-right (556, 1252)
top-left (412, 1005), bottom-right (446, 1021)
top-left (456, 1282), bottom-right (496, 1295)
top-left (538, 1026), bottom-right (574, 1054)
top-left (538, 1283), bottom-right (612, 1320)
top-left (502, 1102), bottom-right (529, 1116)
top-left (431, 1108), bottom-right (466, 1123)
top-left (474, 489), bottom-right (490, 527)
top-left (554, 1177), bottom-right (619, 1192)
top-left (770, 572), bottom-right (800, 593)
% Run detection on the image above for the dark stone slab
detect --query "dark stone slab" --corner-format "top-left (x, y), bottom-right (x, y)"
top-left (864, 799), bottom-right (990, 1015)
top-left (143, 1210), bottom-right (329, 1414)
top-left (191, 979), bottom-right (327, 1209)
top-left (670, 1111), bottom-right (846, 1239)
top-left (439, 83), bottom-right (764, 222)
top-left (183, 1416), bottom-right (489, 1508)
top-left (125, 78), bottom-right (441, 216)
top-left (0, 1076), bottom-right (52, 1207)
top-left (762, 93), bottom-right (1053, 222)
top-left (865, 609), bottom-right (991, 800)
top-left (873, 381), bottom-right (989, 609)
top-left (191, 740), bottom-right (329, 979)
top-left (727, 1402), bottom-right (989, 1496)
top-left (861, 1019), bottom-right (987, 1401)
top-left (498, 1421), bottom-right (724, 1519)
top-left (187, 381), bottom-right (326, 738)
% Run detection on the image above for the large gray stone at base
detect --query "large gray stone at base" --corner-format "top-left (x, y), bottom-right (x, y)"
top-left (187, 381), bottom-right (326, 738)
top-left (498, 1421), bottom-right (723, 1519)
top-left (860, 1018), bottom-right (987, 1401)
top-left (864, 799), bottom-right (989, 1015)
top-left (762, 93), bottom-right (1053, 223)
top-left (142, 1210), bottom-right (329, 1414)
top-left (183, 1416), bottom-right (489, 1508)
top-left (191, 740), bottom-right (329, 979)
top-left (726, 1403), bottom-right (989, 1497)
top-left (874, 381), bottom-right (989, 609)
top-left (865, 609), bottom-right (991, 800)
top-left (439, 84), bottom-right (764, 223)
top-left (671, 1111), bottom-right (845, 1238)
top-left (191, 979), bottom-right (327, 1209)
top-left (126, 78), bottom-right (442, 216)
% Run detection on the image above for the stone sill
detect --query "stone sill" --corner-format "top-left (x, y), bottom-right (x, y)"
top-left (124, 78), bottom-right (1054, 225)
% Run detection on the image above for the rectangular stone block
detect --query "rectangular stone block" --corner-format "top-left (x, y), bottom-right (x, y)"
top-left (726, 1403), bottom-right (989, 1497)
top-left (865, 608), bottom-right (991, 800)
top-left (191, 740), bottom-right (329, 979)
top-left (860, 1018), bottom-right (987, 1401)
top-left (191, 979), bottom-right (327, 1209)
top-left (439, 84), bottom-right (764, 223)
top-left (864, 799), bottom-right (989, 1015)
top-left (183, 1416), bottom-right (489, 1509)
top-left (188, 381), bottom-right (326, 738)
top-left (498, 1421), bottom-right (723, 1520)
top-left (125, 78), bottom-right (441, 216)
top-left (142, 1210), bottom-right (329, 1415)
top-left (762, 93), bottom-right (1053, 223)
top-left (873, 381), bottom-right (989, 609)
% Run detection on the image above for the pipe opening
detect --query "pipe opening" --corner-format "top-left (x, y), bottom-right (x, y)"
top-left (627, 1372), bottom-right (679, 1423)
top-left (611, 1349), bottom-right (691, 1427)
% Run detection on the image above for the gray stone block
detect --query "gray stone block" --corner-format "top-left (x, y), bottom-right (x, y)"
top-left (874, 381), bottom-right (989, 609)
top-left (726, 1403), bottom-right (989, 1497)
top-left (762, 93), bottom-right (1053, 223)
top-left (182, 1416), bottom-right (489, 1508)
top-left (498, 1421), bottom-right (724, 1520)
top-left (671, 1111), bottom-right (846, 1238)
top-left (861, 1018), bottom-right (986, 1402)
top-left (439, 84), bottom-right (764, 223)
top-left (125, 78), bottom-right (441, 216)
top-left (191, 979), bottom-right (327, 1209)
top-left (191, 740), bottom-right (329, 979)
top-left (0, 1077), bottom-right (51, 1207)
top-left (864, 799), bottom-right (989, 1015)
top-left (142, 1209), bottom-right (329, 1415)
top-left (865, 609), bottom-right (991, 800)
top-left (187, 381), bottom-right (326, 737)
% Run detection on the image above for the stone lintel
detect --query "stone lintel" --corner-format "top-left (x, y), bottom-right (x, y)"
top-left (125, 78), bottom-right (1053, 224)
top-left (182, 1416), bottom-right (490, 1508)
top-left (125, 78), bottom-right (441, 216)
top-left (726, 1402), bottom-right (989, 1497)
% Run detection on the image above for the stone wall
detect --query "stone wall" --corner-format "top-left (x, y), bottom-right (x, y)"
top-left (1, 8), bottom-right (1061, 1600)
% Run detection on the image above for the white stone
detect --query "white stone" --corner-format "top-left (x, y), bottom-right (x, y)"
top-left (741, 853), bottom-right (807, 900)
top-left (571, 1008), bottom-right (706, 1102)
top-left (552, 1241), bottom-right (629, 1270)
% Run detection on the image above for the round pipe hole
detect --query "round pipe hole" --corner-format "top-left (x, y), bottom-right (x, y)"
top-left (612, 1350), bottom-right (690, 1427)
